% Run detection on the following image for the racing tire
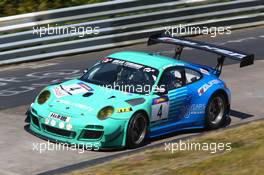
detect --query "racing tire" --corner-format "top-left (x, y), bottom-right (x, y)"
top-left (126, 112), bottom-right (148, 149)
top-left (205, 93), bottom-right (228, 130)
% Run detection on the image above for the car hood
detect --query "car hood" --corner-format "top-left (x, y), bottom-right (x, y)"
top-left (47, 79), bottom-right (143, 116)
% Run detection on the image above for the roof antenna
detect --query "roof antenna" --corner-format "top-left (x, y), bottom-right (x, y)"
top-left (174, 45), bottom-right (183, 60)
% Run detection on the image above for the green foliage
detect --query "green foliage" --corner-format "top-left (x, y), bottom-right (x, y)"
top-left (0, 0), bottom-right (109, 17)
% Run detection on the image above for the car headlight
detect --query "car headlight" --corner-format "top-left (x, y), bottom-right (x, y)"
top-left (97, 106), bottom-right (114, 120)
top-left (37, 90), bottom-right (51, 105)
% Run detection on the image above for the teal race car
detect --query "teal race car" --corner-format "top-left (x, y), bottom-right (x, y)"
top-left (26, 34), bottom-right (254, 149)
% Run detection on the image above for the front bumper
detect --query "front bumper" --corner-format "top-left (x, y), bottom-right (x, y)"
top-left (28, 110), bottom-right (128, 149)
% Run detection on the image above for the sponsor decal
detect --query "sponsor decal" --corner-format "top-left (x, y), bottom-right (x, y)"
top-left (49, 112), bottom-right (70, 122)
top-left (200, 68), bottom-right (210, 75)
top-left (59, 121), bottom-right (65, 129)
top-left (124, 62), bottom-right (143, 69)
top-left (50, 119), bottom-right (56, 127)
top-left (185, 104), bottom-right (206, 118)
top-left (100, 59), bottom-right (158, 77)
top-left (161, 38), bottom-right (174, 42)
top-left (112, 60), bottom-right (125, 65)
top-left (53, 86), bottom-right (68, 98)
top-left (116, 107), bottom-right (132, 113)
top-left (78, 82), bottom-right (93, 91)
top-left (152, 96), bottom-right (169, 105)
top-left (53, 82), bottom-right (92, 98)
top-left (111, 59), bottom-right (144, 70)
top-left (159, 37), bottom-right (247, 59)
top-left (151, 96), bottom-right (169, 121)
top-left (101, 58), bottom-right (112, 63)
top-left (198, 79), bottom-right (221, 96)
top-left (143, 67), bottom-right (155, 72)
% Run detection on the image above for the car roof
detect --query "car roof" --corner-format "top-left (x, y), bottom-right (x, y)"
top-left (108, 51), bottom-right (187, 70)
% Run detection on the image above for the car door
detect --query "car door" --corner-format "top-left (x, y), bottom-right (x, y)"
top-left (167, 67), bottom-right (193, 121)
top-left (153, 66), bottom-right (192, 123)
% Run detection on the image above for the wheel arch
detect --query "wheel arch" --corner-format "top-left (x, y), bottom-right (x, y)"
top-left (204, 88), bottom-right (230, 129)
top-left (125, 109), bottom-right (149, 148)
top-left (124, 109), bottom-right (149, 141)
top-left (131, 109), bottom-right (150, 124)
top-left (207, 88), bottom-right (230, 115)
top-left (211, 89), bottom-right (230, 105)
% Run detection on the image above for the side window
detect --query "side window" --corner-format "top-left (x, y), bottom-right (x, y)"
top-left (159, 67), bottom-right (185, 92)
top-left (185, 68), bottom-right (201, 84)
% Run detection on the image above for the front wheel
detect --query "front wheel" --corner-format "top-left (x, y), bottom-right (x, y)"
top-left (205, 93), bottom-right (228, 129)
top-left (126, 112), bottom-right (148, 149)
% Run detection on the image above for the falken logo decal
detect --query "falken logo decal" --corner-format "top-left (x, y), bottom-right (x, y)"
top-left (198, 79), bottom-right (221, 96)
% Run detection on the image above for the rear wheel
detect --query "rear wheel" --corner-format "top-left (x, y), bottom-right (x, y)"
top-left (205, 93), bottom-right (228, 129)
top-left (126, 112), bottom-right (148, 148)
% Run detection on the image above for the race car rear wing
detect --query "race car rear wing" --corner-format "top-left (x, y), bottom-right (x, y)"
top-left (148, 34), bottom-right (254, 74)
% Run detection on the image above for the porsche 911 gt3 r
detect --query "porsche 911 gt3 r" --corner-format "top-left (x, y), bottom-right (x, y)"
top-left (25, 34), bottom-right (254, 149)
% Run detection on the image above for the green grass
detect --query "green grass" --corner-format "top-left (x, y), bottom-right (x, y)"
top-left (64, 120), bottom-right (264, 175)
top-left (0, 0), bottom-right (109, 17)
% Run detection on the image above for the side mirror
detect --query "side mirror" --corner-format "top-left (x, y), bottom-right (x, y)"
top-left (83, 69), bottom-right (88, 74)
top-left (191, 77), bottom-right (197, 82)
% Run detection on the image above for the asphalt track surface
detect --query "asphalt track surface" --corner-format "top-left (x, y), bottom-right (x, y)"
top-left (0, 26), bottom-right (263, 175)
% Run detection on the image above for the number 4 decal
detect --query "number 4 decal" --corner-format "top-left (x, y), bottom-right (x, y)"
top-left (157, 105), bottom-right (162, 118)
top-left (151, 96), bottom-right (169, 122)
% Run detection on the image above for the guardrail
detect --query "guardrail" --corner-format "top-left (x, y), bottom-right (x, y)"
top-left (0, 0), bottom-right (263, 65)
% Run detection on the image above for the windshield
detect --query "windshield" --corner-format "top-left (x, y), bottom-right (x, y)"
top-left (80, 58), bottom-right (159, 94)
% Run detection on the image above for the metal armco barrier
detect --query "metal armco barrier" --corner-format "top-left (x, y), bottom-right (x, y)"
top-left (0, 0), bottom-right (263, 65)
